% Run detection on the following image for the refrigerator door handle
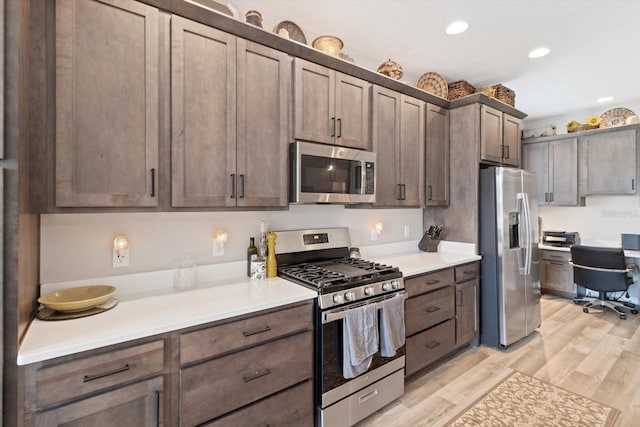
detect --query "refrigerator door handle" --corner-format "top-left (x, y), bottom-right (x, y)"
top-left (516, 194), bottom-right (526, 274)
top-left (521, 192), bottom-right (533, 276)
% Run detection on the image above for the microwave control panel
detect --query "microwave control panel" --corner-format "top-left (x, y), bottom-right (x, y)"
top-left (365, 162), bottom-right (375, 194)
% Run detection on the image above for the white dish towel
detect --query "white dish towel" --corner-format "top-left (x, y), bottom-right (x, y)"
top-left (379, 294), bottom-right (406, 357)
top-left (342, 303), bottom-right (379, 379)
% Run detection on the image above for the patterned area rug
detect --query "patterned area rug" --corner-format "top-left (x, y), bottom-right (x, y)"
top-left (447, 371), bottom-right (620, 427)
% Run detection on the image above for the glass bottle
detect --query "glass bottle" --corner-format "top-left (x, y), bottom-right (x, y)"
top-left (247, 237), bottom-right (258, 277)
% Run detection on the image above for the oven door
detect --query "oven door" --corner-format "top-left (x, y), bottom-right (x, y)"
top-left (317, 292), bottom-right (405, 410)
top-left (290, 141), bottom-right (376, 204)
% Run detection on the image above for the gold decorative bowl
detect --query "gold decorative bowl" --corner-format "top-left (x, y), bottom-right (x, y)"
top-left (312, 36), bottom-right (343, 57)
top-left (38, 285), bottom-right (116, 312)
top-left (377, 59), bottom-right (403, 80)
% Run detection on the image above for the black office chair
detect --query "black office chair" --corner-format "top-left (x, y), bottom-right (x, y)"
top-left (570, 245), bottom-right (638, 320)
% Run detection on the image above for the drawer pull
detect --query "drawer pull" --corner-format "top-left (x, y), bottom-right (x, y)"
top-left (83, 364), bottom-right (130, 383)
top-left (358, 389), bottom-right (379, 404)
top-left (426, 279), bottom-right (440, 286)
top-left (463, 271), bottom-right (475, 275)
top-left (242, 325), bottom-right (272, 337)
top-left (242, 367), bottom-right (271, 383)
top-left (550, 261), bottom-right (565, 266)
top-left (155, 390), bottom-right (160, 427)
top-left (550, 255), bottom-right (563, 259)
top-left (425, 306), bottom-right (441, 313)
top-left (425, 341), bottom-right (441, 350)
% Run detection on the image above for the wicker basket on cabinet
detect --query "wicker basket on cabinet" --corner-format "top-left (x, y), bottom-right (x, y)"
top-left (447, 80), bottom-right (475, 100)
top-left (492, 84), bottom-right (515, 107)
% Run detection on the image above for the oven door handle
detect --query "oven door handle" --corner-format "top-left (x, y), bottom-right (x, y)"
top-left (322, 292), bottom-right (406, 324)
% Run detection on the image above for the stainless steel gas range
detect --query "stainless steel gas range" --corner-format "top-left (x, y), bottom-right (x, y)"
top-left (275, 228), bottom-right (406, 427)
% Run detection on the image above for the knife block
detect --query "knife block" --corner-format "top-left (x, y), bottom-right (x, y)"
top-left (418, 233), bottom-right (441, 252)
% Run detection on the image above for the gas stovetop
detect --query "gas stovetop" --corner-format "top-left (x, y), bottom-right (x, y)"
top-left (278, 258), bottom-right (401, 291)
top-left (274, 228), bottom-right (405, 309)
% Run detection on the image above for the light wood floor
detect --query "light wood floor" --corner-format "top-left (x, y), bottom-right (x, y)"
top-left (357, 295), bottom-right (640, 427)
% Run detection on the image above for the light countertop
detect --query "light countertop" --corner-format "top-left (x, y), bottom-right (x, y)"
top-left (539, 243), bottom-right (640, 259)
top-left (19, 240), bottom-right (480, 366)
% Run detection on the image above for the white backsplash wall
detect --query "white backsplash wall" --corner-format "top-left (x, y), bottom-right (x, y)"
top-left (538, 195), bottom-right (640, 243)
top-left (40, 206), bottom-right (423, 283)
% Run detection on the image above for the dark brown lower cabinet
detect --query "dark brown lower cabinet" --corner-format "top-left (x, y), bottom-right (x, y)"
top-left (33, 377), bottom-right (163, 427)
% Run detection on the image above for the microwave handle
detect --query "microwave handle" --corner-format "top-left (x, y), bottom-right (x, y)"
top-left (354, 165), bottom-right (362, 192)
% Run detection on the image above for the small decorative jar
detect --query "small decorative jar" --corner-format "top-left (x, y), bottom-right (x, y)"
top-left (245, 10), bottom-right (263, 28)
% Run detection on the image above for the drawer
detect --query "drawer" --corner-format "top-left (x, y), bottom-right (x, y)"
top-left (405, 268), bottom-right (454, 297)
top-left (204, 381), bottom-right (313, 427)
top-left (540, 249), bottom-right (570, 262)
top-left (36, 340), bottom-right (164, 408)
top-left (405, 285), bottom-right (454, 336)
top-left (455, 262), bottom-right (479, 282)
top-left (180, 302), bottom-right (312, 364)
top-left (180, 331), bottom-right (313, 426)
top-left (405, 319), bottom-right (455, 377)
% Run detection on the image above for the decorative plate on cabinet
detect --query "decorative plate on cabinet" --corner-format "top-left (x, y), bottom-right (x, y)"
top-left (600, 108), bottom-right (636, 128)
top-left (416, 72), bottom-right (448, 99)
top-left (273, 21), bottom-right (307, 44)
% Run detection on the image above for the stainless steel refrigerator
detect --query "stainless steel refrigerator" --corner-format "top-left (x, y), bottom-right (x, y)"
top-left (480, 167), bottom-right (541, 349)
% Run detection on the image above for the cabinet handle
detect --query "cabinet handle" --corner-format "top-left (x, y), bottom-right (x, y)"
top-left (155, 390), bottom-right (160, 427)
top-left (427, 185), bottom-right (433, 200)
top-left (425, 306), bottom-right (441, 313)
top-left (463, 270), bottom-right (474, 275)
top-left (550, 192), bottom-right (554, 202)
top-left (457, 290), bottom-right (463, 306)
top-left (239, 174), bottom-right (245, 199)
top-left (633, 179), bottom-right (635, 191)
top-left (83, 364), bottom-right (130, 382)
top-left (242, 367), bottom-right (271, 383)
top-left (230, 174), bottom-right (236, 198)
top-left (402, 184), bottom-right (407, 200)
top-left (358, 389), bottom-right (379, 404)
top-left (504, 145), bottom-right (510, 159)
top-left (550, 261), bottom-right (565, 266)
top-left (331, 117), bottom-right (336, 137)
top-left (425, 341), bottom-right (441, 349)
top-left (544, 192), bottom-right (549, 203)
top-left (550, 254), bottom-right (563, 259)
top-left (426, 279), bottom-right (440, 286)
top-left (337, 118), bottom-right (342, 137)
top-left (150, 168), bottom-right (156, 197)
top-left (242, 325), bottom-right (271, 337)
top-left (397, 184), bottom-right (402, 200)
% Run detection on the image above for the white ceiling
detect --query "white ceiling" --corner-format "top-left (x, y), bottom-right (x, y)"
top-left (229, 0), bottom-right (640, 121)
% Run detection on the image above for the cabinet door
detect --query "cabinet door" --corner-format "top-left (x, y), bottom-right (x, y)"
top-left (522, 142), bottom-right (549, 204)
top-left (480, 105), bottom-right (504, 164)
top-left (293, 58), bottom-right (335, 145)
top-left (502, 114), bottom-right (521, 166)
top-left (34, 377), bottom-right (163, 427)
top-left (335, 72), bottom-right (371, 150)
top-left (549, 137), bottom-right (578, 205)
top-left (455, 279), bottom-right (478, 345)
top-left (55, 0), bottom-right (159, 207)
top-left (579, 129), bottom-right (637, 195)
top-left (371, 85), bottom-right (401, 206)
top-left (400, 95), bottom-right (425, 207)
top-left (425, 104), bottom-right (449, 206)
top-left (171, 16), bottom-right (236, 207)
top-left (541, 259), bottom-right (576, 296)
top-left (236, 40), bottom-right (289, 207)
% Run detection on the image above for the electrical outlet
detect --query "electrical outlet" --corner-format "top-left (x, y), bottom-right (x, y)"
top-left (112, 248), bottom-right (129, 268)
top-left (213, 241), bottom-right (225, 257)
top-left (371, 229), bottom-right (378, 241)
top-left (404, 225), bottom-right (410, 238)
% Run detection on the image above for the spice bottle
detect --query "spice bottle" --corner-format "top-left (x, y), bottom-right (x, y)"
top-left (247, 237), bottom-right (258, 277)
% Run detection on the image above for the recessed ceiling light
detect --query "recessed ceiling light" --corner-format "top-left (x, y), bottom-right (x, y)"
top-left (597, 96), bottom-right (614, 103)
top-left (445, 21), bottom-right (469, 35)
top-left (528, 47), bottom-right (550, 59)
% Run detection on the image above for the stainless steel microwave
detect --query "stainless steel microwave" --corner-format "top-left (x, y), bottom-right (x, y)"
top-left (290, 141), bottom-right (376, 204)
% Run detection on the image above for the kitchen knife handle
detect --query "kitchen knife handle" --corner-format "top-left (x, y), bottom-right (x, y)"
top-left (239, 174), bottom-right (245, 199)
top-left (331, 117), bottom-right (336, 137)
top-left (242, 367), bottom-right (271, 383)
top-left (230, 174), bottom-right (236, 198)
top-left (337, 118), bottom-right (342, 137)
top-left (150, 168), bottom-right (156, 197)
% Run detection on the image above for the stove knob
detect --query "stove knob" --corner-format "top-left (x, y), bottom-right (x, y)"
top-left (382, 282), bottom-right (392, 292)
top-left (332, 294), bottom-right (344, 304)
top-left (344, 291), bottom-right (356, 301)
top-left (364, 287), bottom-right (374, 296)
